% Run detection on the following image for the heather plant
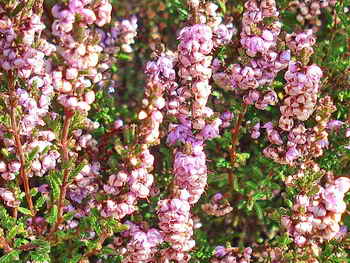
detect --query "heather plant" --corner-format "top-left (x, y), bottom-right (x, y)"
top-left (0, 0), bottom-right (349, 262)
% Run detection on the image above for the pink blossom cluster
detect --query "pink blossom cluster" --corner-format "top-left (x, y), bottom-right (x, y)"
top-left (168, 22), bottom-right (219, 202)
top-left (0, 188), bottom-right (19, 208)
top-left (101, 54), bottom-right (172, 219)
top-left (157, 193), bottom-right (195, 262)
top-left (188, 2), bottom-right (235, 48)
top-left (101, 149), bottom-right (154, 219)
top-left (68, 162), bottom-right (100, 204)
top-left (289, 0), bottom-right (337, 32)
top-left (279, 30), bottom-right (320, 125)
top-left (51, 0), bottom-right (112, 113)
top-left (282, 176), bottom-right (350, 247)
top-left (120, 222), bottom-right (163, 262)
top-left (0, 10), bottom-right (55, 126)
top-left (97, 16), bottom-right (138, 90)
top-left (213, 0), bottom-right (290, 110)
top-left (177, 24), bottom-right (214, 123)
top-left (110, 16), bottom-right (138, 53)
top-left (280, 62), bottom-right (322, 122)
top-left (158, 17), bottom-right (223, 261)
top-left (240, 0), bottom-right (290, 87)
top-left (0, 122), bottom-right (59, 181)
top-left (0, 12), bottom-right (49, 77)
top-left (0, 8), bottom-right (59, 210)
top-left (240, 0), bottom-right (280, 57)
top-left (212, 246), bottom-right (253, 263)
top-left (262, 96), bottom-right (334, 166)
top-left (202, 192), bottom-right (233, 217)
top-left (260, 30), bottom-right (327, 165)
top-left (280, 30), bottom-right (322, 123)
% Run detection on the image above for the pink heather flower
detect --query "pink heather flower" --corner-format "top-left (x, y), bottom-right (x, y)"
top-left (84, 90), bottom-right (95, 104)
top-left (279, 116), bottom-right (294, 131)
top-left (286, 146), bottom-right (300, 162)
top-left (66, 97), bottom-right (78, 108)
top-left (251, 122), bottom-right (261, 139)
top-left (199, 119), bottom-right (222, 140)
top-left (334, 177), bottom-right (350, 194)
top-left (42, 154), bottom-right (57, 170)
top-left (344, 128), bottom-right (350, 137)
top-left (327, 120), bottom-right (344, 130)
top-left (262, 121), bottom-right (274, 131)
top-left (295, 222), bottom-right (313, 234)
top-left (0, 188), bottom-right (19, 207)
top-left (0, 161), bottom-right (7, 173)
top-left (79, 9), bottom-right (96, 25)
top-left (1, 173), bottom-right (15, 181)
top-left (66, 68), bottom-right (78, 80)
top-left (294, 235), bottom-right (307, 247)
top-left (113, 119), bottom-right (124, 129)
top-left (31, 160), bottom-right (42, 173)
top-left (267, 129), bottom-right (283, 145)
top-left (323, 189), bottom-right (347, 213)
top-left (214, 246), bottom-right (227, 257)
top-left (167, 125), bottom-right (193, 145)
top-left (306, 64), bottom-right (323, 80)
top-left (8, 161), bottom-right (21, 173)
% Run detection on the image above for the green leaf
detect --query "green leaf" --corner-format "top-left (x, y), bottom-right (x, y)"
top-left (246, 181), bottom-right (258, 190)
top-left (7, 223), bottom-right (26, 240)
top-left (63, 211), bottom-right (75, 222)
top-left (9, 2), bottom-right (26, 17)
top-left (68, 255), bottom-right (82, 263)
top-left (48, 171), bottom-right (61, 199)
top-left (17, 207), bottom-right (32, 216)
top-left (0, 206), bottom-right (16, 230)
top-left (252, 192), bottom-right (266, 200)
top-left (217, 0), bottom-right (226, 14)
top-left (61, 159), bottom-right (74, 169)
top-left (26, 146), bottom-right (40, 163)
top-left (69, 161), bottom-right (87, 182)
top-left (47, 205), bottom-right (58, 225)
top-left (254, 202), bottom-right (264, 220)
top-left (0, 250), bottom-right (20, 263)
top-left (28, 239), bottom-right (51, 263)
top-left (35, 195), bottom-right (47, 210)
top-left (116, 52), bottom-right (131, 61)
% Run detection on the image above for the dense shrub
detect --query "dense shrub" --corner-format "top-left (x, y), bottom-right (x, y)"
top-left (0, 0), bottom-right (349, 262)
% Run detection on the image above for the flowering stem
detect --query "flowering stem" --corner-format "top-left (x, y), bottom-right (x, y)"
top-left (8, 73), bottom-right (35, 217)
top-left (49, 110), bottom-right (74, 235)
top-left (228, 103), bottom-right (248, 186)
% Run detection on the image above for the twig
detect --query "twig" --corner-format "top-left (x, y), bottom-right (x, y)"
top-left (8, 72), bottom-right (35, 216)
top-left (0, 233), bottom-right (13, 253)
top-left (49, 110), bottom-right (74, 235)
top-left (228, 103), bottom-right (248, 186)
top-left (78, 230), bottom-right (112, 263)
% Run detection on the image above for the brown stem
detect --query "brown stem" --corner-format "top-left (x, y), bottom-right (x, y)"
top-left (78, 230), bottom-right (112, 263)
top-left (228, 103), bottom-right (248, 186)
top-left (0, 235), bottom-right (12, 253)
top-left (8, 73), bottom-right (35, 216)
top-left (12, 207), bottom-right (18, 219)
top-left (49, 110), bottom-right (74, 235)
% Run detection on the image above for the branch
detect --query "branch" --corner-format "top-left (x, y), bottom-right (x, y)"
top-left (228, 103), bottom-right (248, 186)
top-left (78, 230), bottom-right (112, 263)
top-left (0, 235), bottom-right (12, 253)
top-left (49, 110), bottom-right (74, 235)
top-left (8, 73), bottom-right (35, 216)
